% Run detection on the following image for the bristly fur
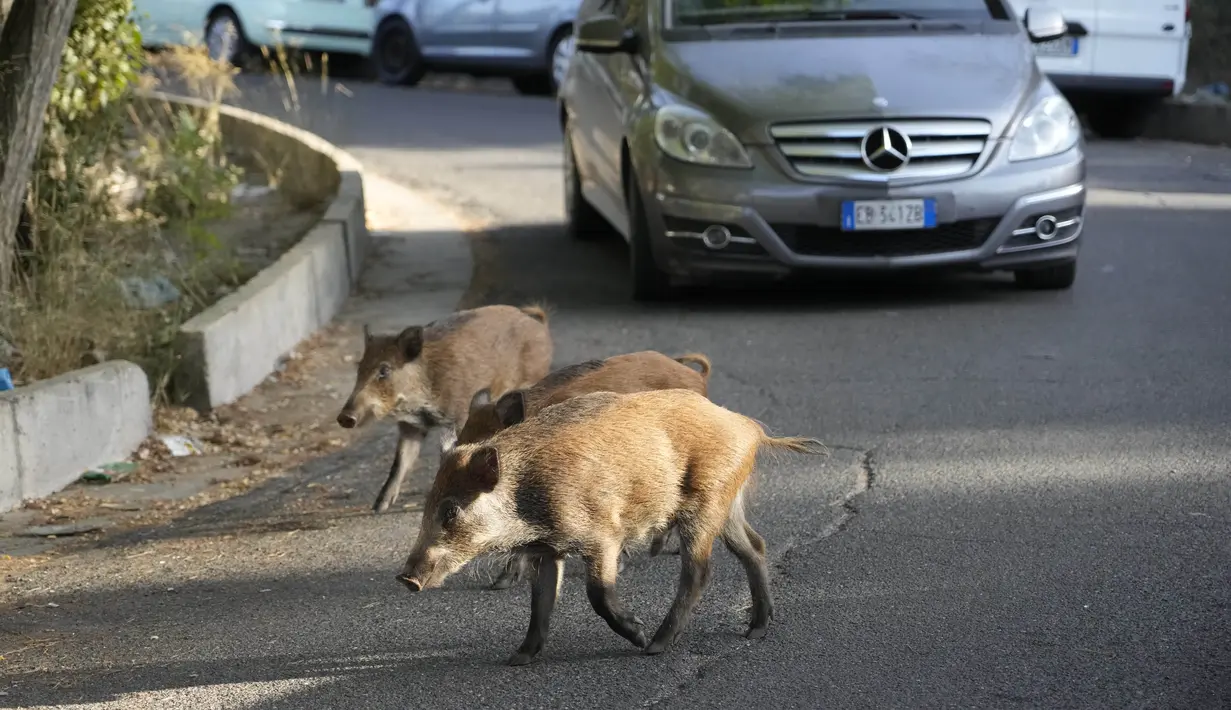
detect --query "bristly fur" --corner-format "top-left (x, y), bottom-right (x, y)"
top-left (399, 388), bottom-right (826, 663)
top-left (337, 303), bottom-right (554, 513)
top-left (748, 417), bottom-right (830, 463)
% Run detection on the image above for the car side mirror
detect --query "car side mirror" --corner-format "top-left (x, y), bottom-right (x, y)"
top-left (575, 14), bottom-right (639, 54)
top-left (1023, 6), bottom-right (1069, 44)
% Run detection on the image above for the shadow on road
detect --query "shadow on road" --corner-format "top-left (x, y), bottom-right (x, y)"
top-left (1, 469), bottom-right (1224, 709)
top-left (471, 221), bottom-right (1048, 317)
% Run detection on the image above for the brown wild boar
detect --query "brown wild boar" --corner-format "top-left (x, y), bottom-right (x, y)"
top-left (451, 350), bottom-right (712, 447)
top-left (336, 304), bottom-right (553, 513)
top-left (445, 350), bottom-right (714, 590)
top-left (397, 388), bottom-right (827, 666)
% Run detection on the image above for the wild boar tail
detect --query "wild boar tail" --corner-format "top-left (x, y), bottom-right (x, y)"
top-left (760, 434), bottom-right (830, 457)
top-left (674, 352), bottom-right (712, 378)
top-left (519, 303), bottom-right (550, 326)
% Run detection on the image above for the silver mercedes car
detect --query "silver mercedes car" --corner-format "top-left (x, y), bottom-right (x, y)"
top-left (558, 0), bottom-right (1088, 301)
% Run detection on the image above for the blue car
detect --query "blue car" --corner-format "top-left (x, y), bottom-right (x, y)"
top-left (133, 0), bottom-right (378, 65)
top-left (371, 0), bottom-right (580, 95)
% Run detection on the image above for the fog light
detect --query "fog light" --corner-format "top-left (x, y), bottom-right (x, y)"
top-left (1035, 215), bottom-right (1059, 241)
top-left (701, 225), bottom-right (732, 250)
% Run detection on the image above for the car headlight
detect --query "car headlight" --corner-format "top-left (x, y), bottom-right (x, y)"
top-left (653, 105), bottom-right (753, 169)
top-left (1009, 94), bottom-right (1081, 162)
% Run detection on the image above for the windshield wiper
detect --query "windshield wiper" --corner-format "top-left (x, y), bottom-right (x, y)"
top-left (679, 8), bottom-right (925, 26)
top-left (797, 10), bottom-right (925, 20)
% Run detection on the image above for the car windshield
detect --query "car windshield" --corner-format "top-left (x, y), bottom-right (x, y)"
top-left (669, 0), bottom-right (1010, 26)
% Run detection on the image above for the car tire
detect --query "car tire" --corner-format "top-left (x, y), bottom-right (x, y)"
top-left (563, 123), bottom-right (609, 241)
top-left (512, 28), bottom-right (574, 96)
top-left (1013, 261), bottom-right (1077, 290)
top-left (373, 17), bottom-right (427, 87)
top-left (1086, 98), bottom-right (1157, 140)
top-left (625, 166), bottom-right (675, 302)
top-left (205, 9), bottom-right (252, 67)
top-left (548, 28), bottom-right (575, 93)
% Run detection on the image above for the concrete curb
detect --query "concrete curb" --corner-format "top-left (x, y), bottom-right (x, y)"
top-left (136, 91), bottom-right (371, 411)
top-left (1, 362), bottom-right (152, 513)
top-left (1143, 99), bottom-right (1231, 147)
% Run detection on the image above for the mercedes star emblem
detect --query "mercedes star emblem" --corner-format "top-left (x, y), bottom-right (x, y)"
top-left (860, 126), bottom-right (911, 172)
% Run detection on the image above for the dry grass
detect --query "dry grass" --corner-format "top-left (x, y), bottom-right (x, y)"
top-left (0, 41), bottom-right (334, 404)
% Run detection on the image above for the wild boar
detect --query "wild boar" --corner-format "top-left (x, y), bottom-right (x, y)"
top-left (450, 350), bottom-right (712, 447)
top-left (444, 350), bottom-right (714, 590)
top-left (336, 303), bottom-right (553, 513)
top-left (396, 388), bottom-right (827, 666)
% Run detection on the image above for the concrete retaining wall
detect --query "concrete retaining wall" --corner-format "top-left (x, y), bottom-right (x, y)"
top-left (0, 362), bottom-right (151, 513)
top-left (137, 92), bottom-right (370, 411)
top-left (0, 95), bottom-right (369, 513)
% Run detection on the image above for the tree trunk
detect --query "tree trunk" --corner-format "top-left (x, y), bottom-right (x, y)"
top-left (0, 0), bottom-right (79, 293)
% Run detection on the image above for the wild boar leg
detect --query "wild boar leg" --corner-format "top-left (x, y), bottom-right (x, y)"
top-left (373, 422), bottom-right (426, 514)
top-left (720, 501), bottom-right (774, 639)
top-left (489, 553), bottom-right (533, 591)
top-left (648, 526), bottom-right (679, 556)
top-left (506, 554), bottom-right (565, 666)
top-left (643, 525), bottom-right (717, 655)
top-left (584, 546), bottom-right (648, 649)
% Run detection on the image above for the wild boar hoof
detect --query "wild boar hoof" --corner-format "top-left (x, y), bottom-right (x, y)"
top-left (506, 651), bottom-right (537, 667)
top-left (489, 576), bottom-right (515, 591)
top-left (630, 623), bottom-right (648, 648)
top-left (745, 626), bottom-right (769, 640)
top-left (642, 640), bottom-right (669, 656)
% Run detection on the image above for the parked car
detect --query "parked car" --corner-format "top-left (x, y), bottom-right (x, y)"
top-left (558, 0), bottom-right (1088, 302)
top-left (1005, 0), bottom-right (1192, 139)
top-left (132, 0), bottom-right (377, 65)
top-left (371, 0), bottom-right (581, 95)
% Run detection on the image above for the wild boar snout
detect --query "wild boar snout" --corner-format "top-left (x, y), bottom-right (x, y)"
top-left (336, 410), bottom-right (358, 429)
top-left (399, 551), bottom-right (444, 592)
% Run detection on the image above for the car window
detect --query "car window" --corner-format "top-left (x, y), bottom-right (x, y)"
top-left (669, 0), bottom-right (1012, 26)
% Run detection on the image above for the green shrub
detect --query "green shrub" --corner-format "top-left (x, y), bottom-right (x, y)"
top-left (48, 0), bottom-right (144, 131)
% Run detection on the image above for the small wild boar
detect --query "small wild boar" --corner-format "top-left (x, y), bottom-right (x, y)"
top-left (336, 304), bottom-right (553, 513)
top-left (451, 350), bottom-right (712, 447)
top-left (397, 388), bottom-right (827, 666)
top-left (446, 349), bottom-right (714, 590)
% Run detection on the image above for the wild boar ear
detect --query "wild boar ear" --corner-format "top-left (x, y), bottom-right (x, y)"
top-left (469, 388), bottom-right (491, 413)
top-left (395, 325), bottom-right (424, 361)
top-left (439, 426), bottom-right (458, 453)
top-left (362, 324), bottom-right (373, 342)
top-left (494, 390), bottom-right (526, 427)
top-left (468, 446), bottom-right (501, 493)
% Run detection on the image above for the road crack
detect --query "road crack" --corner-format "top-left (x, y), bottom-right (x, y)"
top-left (641, 446), bottom-right (877, 708)
top-left (773, 446), bottom-right (874, 580)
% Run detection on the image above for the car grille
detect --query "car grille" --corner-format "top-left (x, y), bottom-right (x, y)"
top-left (768, 119), bottom-right (993, 182)
top-left (773, 218), bottom-right (1000, 258)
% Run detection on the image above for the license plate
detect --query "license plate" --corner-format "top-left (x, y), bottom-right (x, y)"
top-left (841, 199), bottom-right (937, 231)
top-left (1034, 36), bottom-right (1079, 57)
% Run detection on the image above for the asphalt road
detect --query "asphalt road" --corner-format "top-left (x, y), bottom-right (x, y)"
top-left (7, 73), bottom-right (1231, 708)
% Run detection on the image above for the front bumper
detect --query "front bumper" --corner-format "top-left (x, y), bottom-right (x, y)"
top-left (640, 143), bottom-right (1086, 280)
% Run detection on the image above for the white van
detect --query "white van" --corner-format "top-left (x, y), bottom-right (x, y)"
top-left (1006, 0), bottom-right (1192, 138)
